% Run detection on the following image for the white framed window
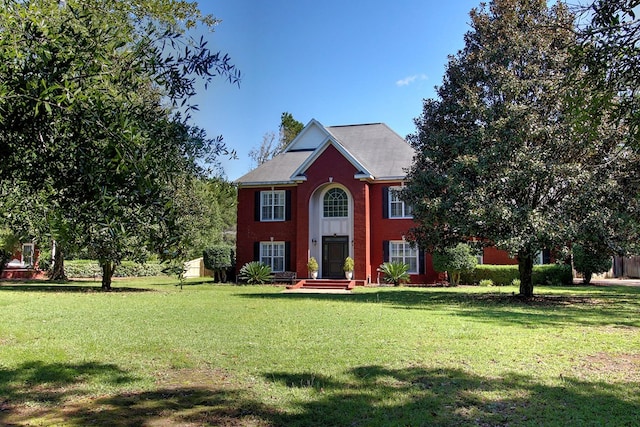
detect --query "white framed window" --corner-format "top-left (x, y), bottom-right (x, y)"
top-left (21, 243), bottom-right (34, 267)
top-left (389, 241), bottom-right (419, 274)
top-left (261, 190), bottom-right (285, 221)
top-left (323, 188), bottom-right (348, 218)
top-left (260, 241), bottom-right (285, 272)
top-left (389, 187), bottom-right (413, 218)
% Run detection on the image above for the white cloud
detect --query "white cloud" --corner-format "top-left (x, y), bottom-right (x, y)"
top-left (396, 74), bottom-right (428, 87)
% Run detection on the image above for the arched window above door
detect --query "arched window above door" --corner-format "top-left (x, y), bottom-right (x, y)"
top-left (323, 187), bottom-right (348, 217)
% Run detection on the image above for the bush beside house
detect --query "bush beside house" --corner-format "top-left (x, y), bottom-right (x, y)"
top-left (460, 264), bottom-right (572, 286)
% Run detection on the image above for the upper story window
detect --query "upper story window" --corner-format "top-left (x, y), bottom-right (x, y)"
top-left (389, 186), bottom-right (413, 218)
top-left (323, 188), bottom-right (348, 218)
top-left (261, 190), bottom-right (285, 221)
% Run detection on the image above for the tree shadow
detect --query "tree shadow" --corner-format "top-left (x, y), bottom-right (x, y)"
top-left (2, 361), bottom-right (638, 426)
top-left (240, 287), bottom-right (640, 329)
top-left (0, 283), bottom-right (154, 292)
top-left (261, 365), bottom-right (640, 426)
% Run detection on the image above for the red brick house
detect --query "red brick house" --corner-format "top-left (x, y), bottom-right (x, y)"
top-left (235, 119), bottom-right (516, 285)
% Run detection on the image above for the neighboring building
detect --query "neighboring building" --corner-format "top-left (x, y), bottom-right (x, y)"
top-left (1, 242), bottom-right (43, 279)
top-left (235, 119), bottom-right (513, 285)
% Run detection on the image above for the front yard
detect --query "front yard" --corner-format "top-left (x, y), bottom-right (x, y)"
top-left (0, 279), bottom-right (638, 426)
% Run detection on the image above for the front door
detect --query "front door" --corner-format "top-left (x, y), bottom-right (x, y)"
top-left (322, 236), bottom-right (349, 278)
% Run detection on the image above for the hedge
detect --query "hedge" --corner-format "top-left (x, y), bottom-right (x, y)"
top-left (460, 264), bottom-right (572, 286)
top-left (64, 260), bottom-right (167, 278)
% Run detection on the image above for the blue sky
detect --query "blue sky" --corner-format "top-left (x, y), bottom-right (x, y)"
top-left (189, 1), bottom-right (480, 181)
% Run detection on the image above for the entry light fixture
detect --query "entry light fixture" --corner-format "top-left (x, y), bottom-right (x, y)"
top-left (312, 238), bottom-right (317, 246)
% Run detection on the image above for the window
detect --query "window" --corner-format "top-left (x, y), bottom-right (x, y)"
top-left (387, 187), bottom-right (413, 218)
top-left (323, 188), bottom-right (348, 217)
top-left (389, 241), bottom-right (419, 274)
top-left (260, 242), bottom-right (285, 272)
top-left (21, 243), bottom-right (34, 267)
top-left (261, 190), bottom-right (285, 221)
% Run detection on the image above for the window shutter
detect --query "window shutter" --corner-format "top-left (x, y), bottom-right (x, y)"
top-left (383, 240), bottom-right (389, 262)
top-left (285, 190), bottom-right (292, 221)
top-left (382, 187), bottom-right (389, 219)
top-left (542, 249), bottom-right (551, 264)
top-left (285, 241), bottom-right (291, 271)
top-left (419, 249), bottom-right (425, 274)
top-left (253, 242), bottom-right (260, 261)
top-left (254, 192), bottom-right (261, 222)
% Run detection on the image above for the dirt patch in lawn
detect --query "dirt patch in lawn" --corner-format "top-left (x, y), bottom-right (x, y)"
top-left (572, 352), bottom-right (640, 382)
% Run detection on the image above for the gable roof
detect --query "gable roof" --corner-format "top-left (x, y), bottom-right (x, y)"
top-left (235, 119), bottom-right (415, 186)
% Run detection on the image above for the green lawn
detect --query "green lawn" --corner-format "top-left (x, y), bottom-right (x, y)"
top-left (0, 278), bottom-right (638, 426)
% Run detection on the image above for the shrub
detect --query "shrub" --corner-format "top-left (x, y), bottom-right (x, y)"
top-left (379, 262), bottom-right (410, 286)
top-left (63, 260), bottom-right (166, 278)
top-left (203, 245), bottom-right (235, 282)
top-left (432, 243), bottom-right (478, 286)
top-left (572, 244), bottom-right (612, 285)
top-left (307, 257), bottom-right (318, 272)
top-left (511, 278), bottom-right (521, 287)
top-left (343, 257), bottom-right (354, 272)
top-left (460, 264), bottom-right (572, 286)
top-left (479, 279), bottom-right (494, 287)
top-left (239, 261), bottom-right (272, 284)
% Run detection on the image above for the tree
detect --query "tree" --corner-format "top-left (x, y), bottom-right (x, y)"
top-left (249, 131), bottom-right (277, 167)
top-left (572, 243), bottom-right (612, 285)
top-left (279, 112), bottom-right (304, 149)
top-left (404, 0), bottom-right (635, 297)
top-left (248, 112), bottom-right (303, 167)
top-left (432, 243), bottom-right (478, 286)
top-left (0, 0), bottom-right (240, 290)
top-left (573, 0), bottom-right (640, 145)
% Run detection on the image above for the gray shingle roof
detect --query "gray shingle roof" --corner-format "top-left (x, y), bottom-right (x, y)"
top-left (235, 121), bottom-right (415, 185)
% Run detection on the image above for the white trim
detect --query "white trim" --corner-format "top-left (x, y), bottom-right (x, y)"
top-left (289, 138), bottom-right (374, 181)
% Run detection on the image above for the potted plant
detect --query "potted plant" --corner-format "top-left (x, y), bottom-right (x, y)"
top-left (343, 256), bottom-right (354, 280)
top-left (307, 257), bottom-right (319, 279)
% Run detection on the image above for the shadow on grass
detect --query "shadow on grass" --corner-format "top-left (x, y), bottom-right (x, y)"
top-left (2, 361), bottom-right (638, 426)
top-left (240, 287), bottom-right (640, 328)
top-left (0, 280), bottom-right (157, 292)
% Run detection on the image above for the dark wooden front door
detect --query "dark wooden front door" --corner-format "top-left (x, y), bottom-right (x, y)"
top-left (322, 236), bottom-right (349, 278)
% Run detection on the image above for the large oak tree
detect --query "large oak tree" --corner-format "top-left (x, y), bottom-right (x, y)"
top-left (0, 0), bottom-right (239, 289)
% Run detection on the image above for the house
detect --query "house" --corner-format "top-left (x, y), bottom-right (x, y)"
top-left (235, 119), bottom-right (515, 285)
top-left (1, 241), bottom-right (44, 279)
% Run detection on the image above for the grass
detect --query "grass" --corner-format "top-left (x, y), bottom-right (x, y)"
top-left (0, 278), bottom-right (638, 426)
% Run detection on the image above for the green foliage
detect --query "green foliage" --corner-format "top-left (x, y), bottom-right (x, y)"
top-left (279, 112), bottom-right (304, 148)
top-left (0, 1), bottom-right (239, 290)
top-left (343, 256), bottom-right (354, 272)
top-left (63, 260), bottom-right (166, 278)
top-left (202, 245), bottom-right (235, 282)
top-left (307, 257), bottom-right (318, 272)
top-left (511, 278), bottom-right (521, 287)
top-left (479, 279), bottom-right (494, 287)
top-left (203, 246), bottom-right (234, 270)
top-left (432, 243), bottom-right (478, 286)
top-left (239, 261), bottom-right (272, 285)
top-left (379, 262), bottom-right (410, 286)
top-left (404, 0), bottom-right (639, 297)
top-left (460, 264), bottom-right (572, 286)
top-left (572, 244), bottom-right (612, 284)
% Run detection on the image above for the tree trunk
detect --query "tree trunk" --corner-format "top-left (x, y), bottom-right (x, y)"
top-left (101, 261), bottom-right (115, 291)
top-left (49, 245), bottom-right (67, 281)
top-left (583, 271), bottom-right (592, 285)
top-left (518, 248), bottom-right (534, 298)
